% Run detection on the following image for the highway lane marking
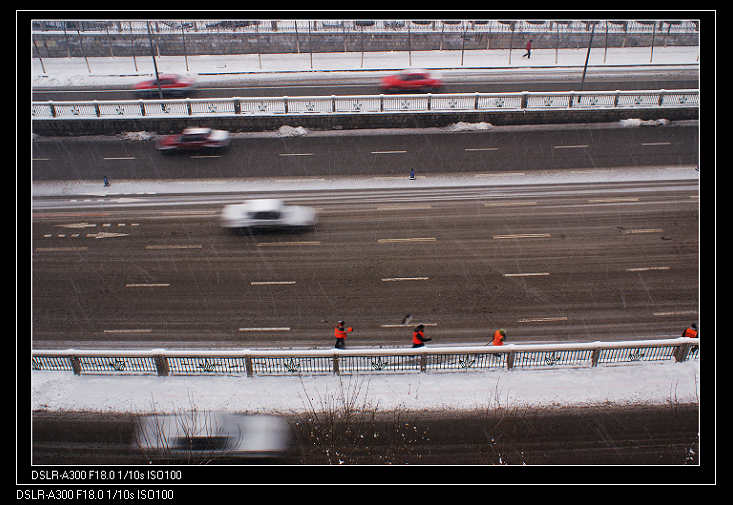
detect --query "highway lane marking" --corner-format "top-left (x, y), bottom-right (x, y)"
top-left (34, 247), bottom-right (88, 252)
top-left (474, 172), bottom-right (525, 177)
top-left (588, 197), bottom-right (640, 203)
top-left (464, 147), bottom-right (499, 151)
top-left (32, 158), bottom-right (50, 161)
top-left (371, 150), bottom-right (407, 154)
top-left (250, 281), bottom-right (297, 285)
top-left (103, 329), bottom-right (152, 334)
top-left (641, 142), bottom-right (672, 146)
top-left (279, 153), bottom-right (313, 156)
top-left (377, 204), bottom-right (432, 210)
top-left (492, 233), bottom-right (551, 239)
top-left (377, 237), bottom-right (437, 243)
top-left (103, 157), bottom-right (136, 160)
top-left (552, 144), bottom-right (588, 149)
top-left (518, 316), bottom-right (568, 323)
top-left (145, 244), bottom-right (203, 250)
top-left (190, 155), bottom-right (222, 159)
top-left (381, 277), bottom-right (430, 282)
top-left (239, 327), bottom-right (291, 332)
top-left (626, 266), bottom-right (671, 272)
top-left (503, 272), bottom-right (550, 277)
top-left (381, 323), bottom-right (438, 328)
top-left (653, 310), bottom-right (697, 317)
top-left (484, 201), bottom-right (537, 207)
top-left (622, 228), bottom-right (664, 234)
top-left (125, 283), bottom-right (170, 288)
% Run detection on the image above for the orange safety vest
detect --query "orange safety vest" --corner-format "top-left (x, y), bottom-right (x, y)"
top-left (492, 330), bottom-right (505, 346)
top-left (683, 327), bottom-right (698, 339)
top-left (412, 329), bottom-right (425, 346)
top-left (335, 325), bottom-right (352, 339)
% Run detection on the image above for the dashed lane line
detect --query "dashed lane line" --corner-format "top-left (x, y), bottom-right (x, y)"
top-left (377, 237), bottom-right (437, 244)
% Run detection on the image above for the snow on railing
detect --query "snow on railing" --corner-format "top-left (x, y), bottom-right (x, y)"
top-left (31, 89), bottom-right (700, 119)
top-left (32, 338), bottom-right (700, 377)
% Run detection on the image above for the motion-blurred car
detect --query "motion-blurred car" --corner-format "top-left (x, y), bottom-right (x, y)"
top-left (135, 412), bottom-right (291, 462)
top-left (133, 73), bottom-right (196, 97)
top-left (220, 199), bottom-right (317, 231)
top-left (156, 127), bottom-right (230, 153)
top-left (380, 68), bottom-right (443, 93)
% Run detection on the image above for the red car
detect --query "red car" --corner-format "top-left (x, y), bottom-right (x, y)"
top-left (133, 74), bottom-right (196, 97)
top-left (156, 127), bottom-right (231, 153)
top-left (380, 68), bottom-right (443, 93)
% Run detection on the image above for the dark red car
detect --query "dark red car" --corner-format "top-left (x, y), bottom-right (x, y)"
top-left (133, 74), bottom-right (196, 97)
top-left (380, 68), bottom-right (443, 93)
top-left (156, 128), bottom-right (231, 153)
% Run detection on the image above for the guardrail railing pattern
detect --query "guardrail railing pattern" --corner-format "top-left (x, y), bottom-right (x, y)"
top-left (31, 89), bottom-right (700, 120)
top-left (31, 20), bottom-right (700, 35)
top-left (31, 338), bottom-right (699, 377)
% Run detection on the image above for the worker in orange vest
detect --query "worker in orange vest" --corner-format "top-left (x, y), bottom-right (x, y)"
top-left (411, 324), bottom-right (431, 348)
top-left (682, 323), bottom-right (698, 339)
top-left (334, 320), bottom-right (353, 349)
top-left (490, 329), bottom-right (506, 346)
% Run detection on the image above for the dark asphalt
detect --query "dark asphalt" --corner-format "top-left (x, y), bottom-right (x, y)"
top-left (31, 122), bottom-right (699, 181)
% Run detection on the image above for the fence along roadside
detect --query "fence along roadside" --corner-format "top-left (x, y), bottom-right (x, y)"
top-left (32, 337), bottom-right (700, 376)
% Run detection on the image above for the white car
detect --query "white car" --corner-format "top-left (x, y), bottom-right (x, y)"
top-left (220, 198), bottom-right (317, 231)
top-left (134, 412), bottom-right (291, 461)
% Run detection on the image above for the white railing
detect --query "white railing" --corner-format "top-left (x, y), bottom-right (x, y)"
top-left (31, 89), bottom-right (700, 120)
top-left (31, 20), bottom-right (700, 35)
top-left (32, 338), bottom-right (699, 377)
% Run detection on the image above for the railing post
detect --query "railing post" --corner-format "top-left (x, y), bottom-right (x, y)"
top-left (233, 98), bottom-right (241, 115)
top-left (591, 349), bottom-right (601, 367)
top-left (283, 96), bottom-right (289, 114)
top-left (658, 89), bottom-right (665, 107)
top-left (93, 100), bottom-right (100, 117)
top-left (420, 354), bottom-right (427, 372)
top-left (675, 343), bottom-right (691, 363)
top-left (333, 355), bottom-right (340, 375)
top-left (139, 99), bottom-right (146, 116)
top-left (49, 101), bottom-right (56, 118)
top-left (154, 355), bottom-right (169, 376)
top-left (70, 356), bottom-right (82, 375)
top-left (520, 92), bottom-right (528, 109)
top-left (245, 356), bottom-right (253, 377)
top-left (474, 92), bottom-right (479, 110)
top-left (614, 90), bottom-right (620, 108)
top-left (332, 95), bottom-right (336, 113)
top-left (185, 98), bottom-right (192, 116)
top-left (380, 94), bottom-right (384, 112)
top-left (506, 352), bottom-right (515, 370)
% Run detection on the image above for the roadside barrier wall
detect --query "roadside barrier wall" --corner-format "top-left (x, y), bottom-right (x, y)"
top-left (31, 89), bottom-right (700, 136)
top-left (32, 338), bottom-right (700, 377)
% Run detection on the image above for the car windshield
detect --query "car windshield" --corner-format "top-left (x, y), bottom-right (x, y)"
top-left (250, 211), bottom-right (281, 220)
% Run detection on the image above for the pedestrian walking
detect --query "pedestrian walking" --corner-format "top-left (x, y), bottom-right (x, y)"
top-left (334, 320), bottom-right (353, 349)
top-left (411, 323), bottom-right (431, 348)
top-left (103, 175), bottom-right (110, 187)
top-left (522, 39), bottom-right (532, 59)
top-left (682, 323), bottom-right (698, 339)
top-left (490, 328), bottom-right (506, 346)
top-left (409, 168), bottom-right (415, 180)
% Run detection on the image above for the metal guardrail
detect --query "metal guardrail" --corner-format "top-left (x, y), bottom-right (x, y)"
top-left (32, 338), bottom-right (699, 377)
top-left (31, 19), bottom-right (700, 35)
top-left (31, 89), bottom-right (700, 120)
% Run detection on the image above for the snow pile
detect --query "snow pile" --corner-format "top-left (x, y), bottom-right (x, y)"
top-left (31, 360), bottom-right (700, 415)
top-left (278, 125), bottom-right (309, 137)
top-left (117, 131), bottom-right (154, 141)
top-left (619, 118), bottom-right (670, 127)
top-left (444, 121), bottom-right (494, 132)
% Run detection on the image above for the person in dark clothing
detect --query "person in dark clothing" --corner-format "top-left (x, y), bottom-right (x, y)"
top-left (522, 39), bottom-right (532, 58)
top-left (411, 324), bottom-right (431, 348)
